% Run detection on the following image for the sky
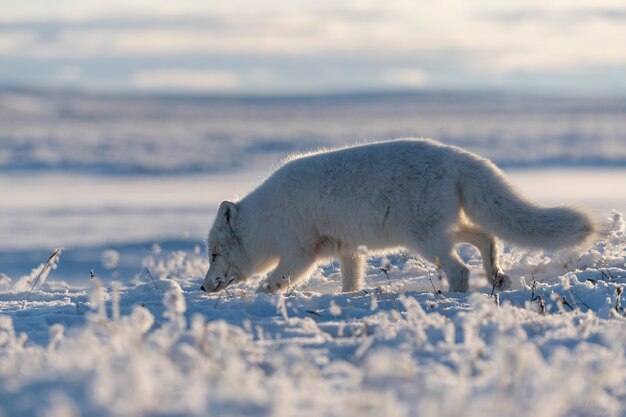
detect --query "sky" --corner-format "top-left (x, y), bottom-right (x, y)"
top-left (1, 0), bottom-right (625, 95)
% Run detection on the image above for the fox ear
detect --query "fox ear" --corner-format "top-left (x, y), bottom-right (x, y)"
top-left (217, 201), bottom-right (238, 227)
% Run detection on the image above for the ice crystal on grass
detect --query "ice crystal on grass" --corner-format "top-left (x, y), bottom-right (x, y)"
top-left (0, 274), bottom-right (10, 291)
top-left (329, 300), bottom-right (341, 316)
top-left (13, 247), bottom-right (63, 294)
top-left (163, 281), bottom-right (187, 332)
top-left (101, 250), bottom-right (120, 270)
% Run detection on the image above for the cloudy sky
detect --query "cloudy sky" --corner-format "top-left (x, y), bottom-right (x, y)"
top-left (1, 0), bottom-right (625, 95)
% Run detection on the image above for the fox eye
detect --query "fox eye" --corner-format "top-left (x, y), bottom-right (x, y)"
top-left (211, 253), bottom-right (218, 262)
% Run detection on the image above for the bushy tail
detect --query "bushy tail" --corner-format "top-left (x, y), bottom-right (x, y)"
top-left (456, 154), bottom-right (596, 250)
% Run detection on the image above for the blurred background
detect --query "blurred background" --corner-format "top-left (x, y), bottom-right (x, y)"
top-left (2, 0), bottom-right (626, 94)
top-left (1, 0), bottom-right (625, 285)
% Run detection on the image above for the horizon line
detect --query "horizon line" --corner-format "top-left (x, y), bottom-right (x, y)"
top-left (2, 84), bottom-right (626, 102)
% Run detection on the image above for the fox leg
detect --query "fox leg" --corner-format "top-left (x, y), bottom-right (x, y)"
top-left (256, 252), bottom-right (315, 294)
top-left (409, 234), bottom-right (470, 292)
top-left (454, 225), bottom-right (511, 290)
top-left (437, 252), bottom-right (470, 292)
top-left (340, 253), bottom-right (366, 292)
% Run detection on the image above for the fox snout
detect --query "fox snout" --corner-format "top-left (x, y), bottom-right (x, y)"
top-left (200, 280), bottom-right (220, 292)
top-left (201, 271), bottom-right (219, 293)
top-left (201, 271), bottom-right (227, 293)
top-left (201, 278), bottom-right (220, 293)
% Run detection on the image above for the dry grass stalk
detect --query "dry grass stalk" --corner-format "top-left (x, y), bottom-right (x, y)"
top-left (25, 248), bottom-right (64, 305)
top-left (214, 277), bottom-right (235, 308)
top-left (569, 288), bottom-right (591, 311)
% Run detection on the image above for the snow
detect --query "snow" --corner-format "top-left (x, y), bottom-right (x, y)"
top-left (0, 217), bottom-right (625, 416)
top-left (1, 91), bottom-right (625, 174)
top-left (1, 89), bottom-right (625, 416)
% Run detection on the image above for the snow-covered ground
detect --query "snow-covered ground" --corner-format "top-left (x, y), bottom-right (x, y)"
top-left (1, 90), bottom-right (625, 416)
top-left (1, 220), bottom-right (625, 416)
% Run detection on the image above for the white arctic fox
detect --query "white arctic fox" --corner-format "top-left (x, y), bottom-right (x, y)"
top-left (201, 138), bottom-right (595, 294)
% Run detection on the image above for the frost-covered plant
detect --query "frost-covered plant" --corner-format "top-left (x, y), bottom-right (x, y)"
top-left (88, 278), bottom-right (107, 322)
top-left (141, 249), bottom-right (208, 284)
top-left (101, 249), bottom-right (120, 270)
top-left (162, 281), bottom-right (187, 330)
top-left (0, 273), bottom-right (11, 291)
top-left (13, 247), bottom-right (63, 295)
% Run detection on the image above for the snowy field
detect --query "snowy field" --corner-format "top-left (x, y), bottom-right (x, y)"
top-left (1, 90), bottom-right (626, 416)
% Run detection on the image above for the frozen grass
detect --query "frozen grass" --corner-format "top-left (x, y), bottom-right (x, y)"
top-left (0, 212), bottom-right (625, 416)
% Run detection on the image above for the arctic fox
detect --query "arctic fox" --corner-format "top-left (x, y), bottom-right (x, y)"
top-left (201, 139), bottom-right (595, 294)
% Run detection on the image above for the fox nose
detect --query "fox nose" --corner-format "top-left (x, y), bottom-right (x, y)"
top-left (200, 285), bottom-right (206, 292)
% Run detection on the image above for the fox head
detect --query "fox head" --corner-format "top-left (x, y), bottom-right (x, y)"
top-left (201, 201), bottom-right (250, 293)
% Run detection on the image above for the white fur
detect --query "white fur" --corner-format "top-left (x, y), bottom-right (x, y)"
top-left (202, 138), bottom-right (596, 294)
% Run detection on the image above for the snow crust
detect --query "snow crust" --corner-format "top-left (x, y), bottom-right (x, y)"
top-left (1, 212), bottom-right (625, 416)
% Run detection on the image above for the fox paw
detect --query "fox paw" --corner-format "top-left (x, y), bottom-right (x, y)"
top-left (256, 279), bottom-right (288, 295)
